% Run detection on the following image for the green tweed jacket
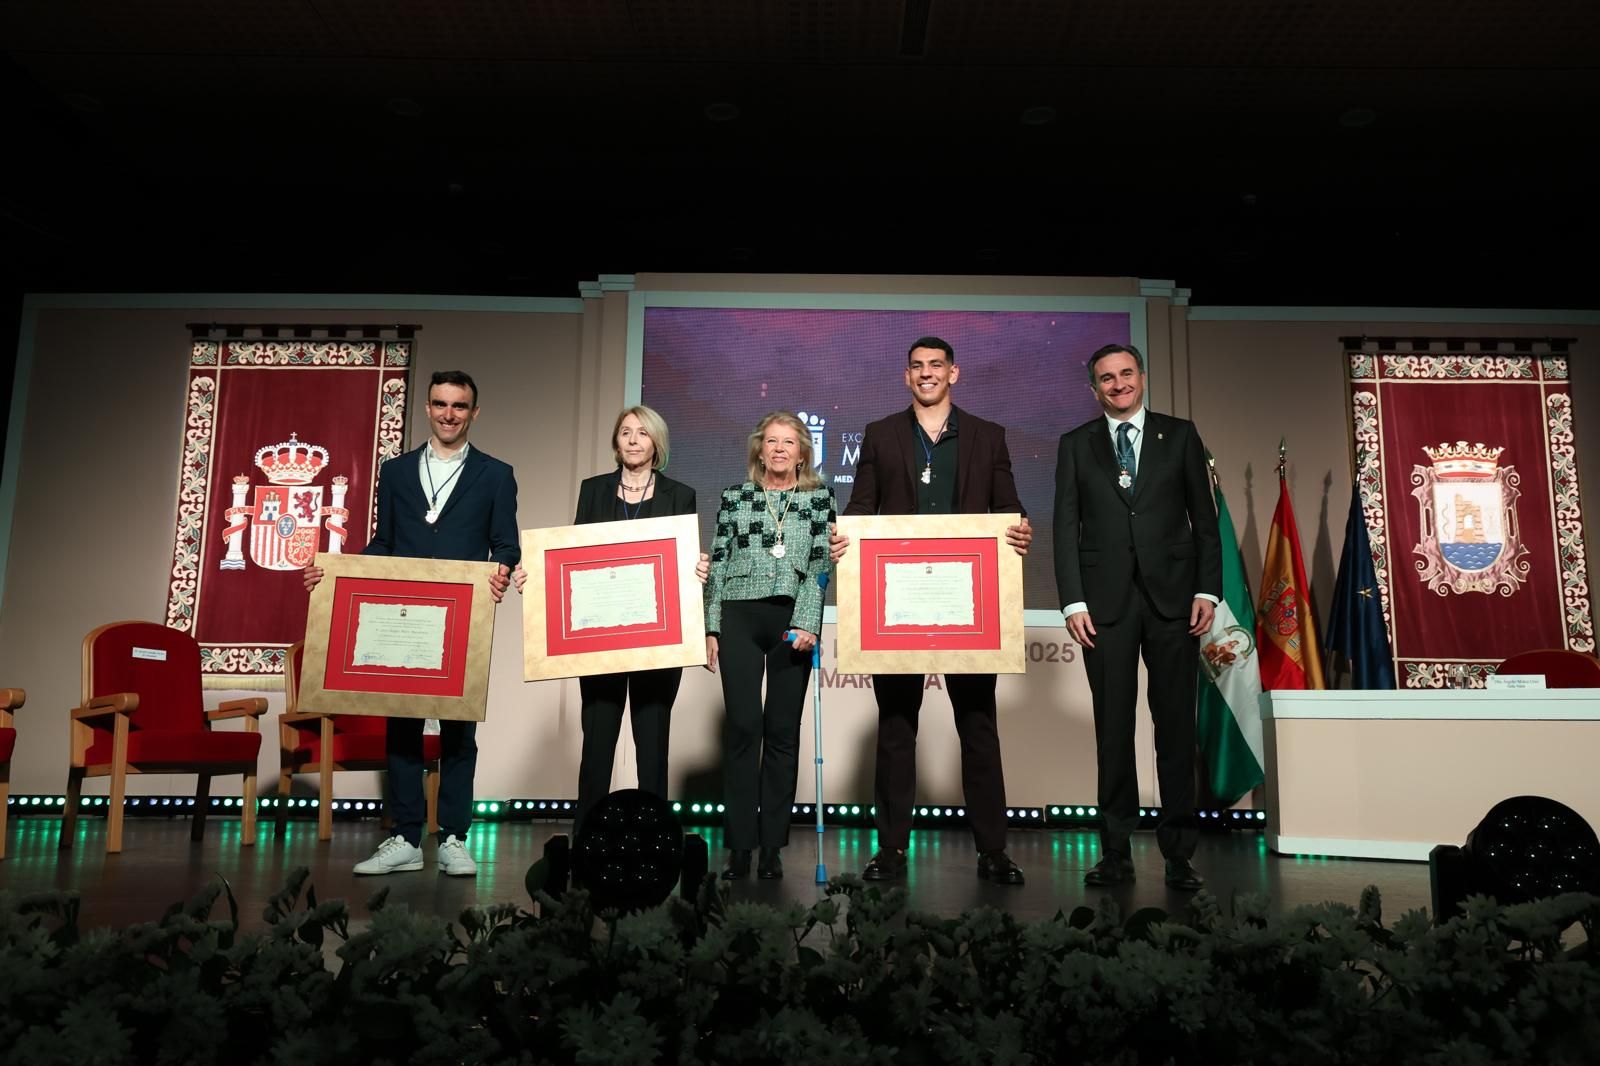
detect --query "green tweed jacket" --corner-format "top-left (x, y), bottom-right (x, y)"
top-left (704, 482), bottom-right (837, 637)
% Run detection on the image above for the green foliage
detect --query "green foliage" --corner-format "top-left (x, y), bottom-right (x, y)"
top-left (2, 872), bottom-right (1598, 1064)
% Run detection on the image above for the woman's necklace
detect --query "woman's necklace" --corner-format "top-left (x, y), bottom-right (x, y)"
top-left (619, 470), bottom-right (654, 520)
top-left (762, 479), bottom-right (796, 558)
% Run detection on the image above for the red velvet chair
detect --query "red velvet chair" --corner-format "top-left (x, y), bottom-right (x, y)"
top-left (63, 622), bottom-right (266, 854)
top-left (1496, 649), bottom-right (1600, 688)
top-left (277, 641), bottom-right (439, 840)
top-left (0, 687), bottom-right (22, 860)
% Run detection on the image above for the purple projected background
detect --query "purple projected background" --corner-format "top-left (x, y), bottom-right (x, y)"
top-left (641, 307), bottom-right (1130, 609)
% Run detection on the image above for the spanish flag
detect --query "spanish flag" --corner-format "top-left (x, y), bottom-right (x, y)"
top-left (1256, 442), bottom-right (1325, 690)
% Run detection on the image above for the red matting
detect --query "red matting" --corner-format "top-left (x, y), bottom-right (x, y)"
top-left (543, 538), bottom-right (683, 656)
top-left (321, 576), bottom-right (471, 697)
top-left (858, 537), bottom-right (1002, 651)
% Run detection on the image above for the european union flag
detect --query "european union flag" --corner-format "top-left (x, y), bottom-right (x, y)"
top-left (1326, 488), bottom-right (1396, 689)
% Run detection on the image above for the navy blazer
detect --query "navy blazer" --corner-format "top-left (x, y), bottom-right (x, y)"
top-left (1052, 410), bottom-right (1220, 623)
top-left (363, 444), bottom-right (520, 567)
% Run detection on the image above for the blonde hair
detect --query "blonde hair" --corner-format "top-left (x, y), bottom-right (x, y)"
top-left (745, 411), bottom-right (823, 490)
top-left (611, 405), bottom-right (670, 470)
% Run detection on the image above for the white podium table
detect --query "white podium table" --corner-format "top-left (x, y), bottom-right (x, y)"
top-left (1262, 689), bottom-right (1600, 861)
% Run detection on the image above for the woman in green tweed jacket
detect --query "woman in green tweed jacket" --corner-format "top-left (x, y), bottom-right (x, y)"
top-left (704, 411), bottom-right (837, 881)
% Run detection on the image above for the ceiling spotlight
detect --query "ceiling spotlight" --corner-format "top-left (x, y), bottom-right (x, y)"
top-left (704, 101), bottom-right (741, 122)
top-left (388, 97), bottom-right (425, 118)
top-left (1338, 107), bottom-right (1378, 129)
top-left (1020, 105), bottom-right (1057, 126)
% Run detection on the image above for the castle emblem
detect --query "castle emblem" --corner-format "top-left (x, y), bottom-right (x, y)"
top-left (1410, 441), bottom-right (1528, 595)
top-left (220, 433), bottom-right (352, 572)
top-left (796, 410), bottom-right (827, 467)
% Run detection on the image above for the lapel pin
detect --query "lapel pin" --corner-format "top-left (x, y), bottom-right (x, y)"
top-left (1158, 432), bottom-right (1164, 440)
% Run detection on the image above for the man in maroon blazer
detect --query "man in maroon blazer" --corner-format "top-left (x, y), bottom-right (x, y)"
top-left (831, 337), bottom-right (1033, 884)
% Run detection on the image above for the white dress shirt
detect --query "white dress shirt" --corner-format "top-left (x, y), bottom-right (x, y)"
top-left (419, 441), bottom-right (471, 515)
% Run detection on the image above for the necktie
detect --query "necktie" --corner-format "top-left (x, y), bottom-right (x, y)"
top-left (1115, 422), bottom-right (1137, 489)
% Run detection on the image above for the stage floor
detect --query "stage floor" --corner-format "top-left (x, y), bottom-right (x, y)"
top-left (0, 817), bottom-right (1434, 930)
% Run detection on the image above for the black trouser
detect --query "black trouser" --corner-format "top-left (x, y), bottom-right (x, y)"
top-left (573, 667), bottom-right (682, 839)
top-left (870, 673), bottom-right (1010, 853)
top-left (387, 717), bottom-right (475, 845)
top-left (718, 597), bottom-right (812, 850)
top-left (1082, 569), bottom-right (1199, 860)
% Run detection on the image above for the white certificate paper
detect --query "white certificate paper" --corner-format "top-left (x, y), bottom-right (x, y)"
top-left (569, 563), bottom-right (659, 631)
top-left (351, 602), bottom-right (448, 670)
top-left (882, 561), bottom-right (975, 627)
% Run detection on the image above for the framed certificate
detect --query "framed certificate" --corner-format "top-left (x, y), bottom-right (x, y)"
top-left (520, 512), bottom-right (706, 681)
top-left (301, 554), bottom-right (500, 721)
top-left (835, 513), bottom-right (1024, 674)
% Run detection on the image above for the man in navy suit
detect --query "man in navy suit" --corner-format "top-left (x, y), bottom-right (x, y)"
top-left (1054, 344), bottom-right (1221, 890)
top-left (305, 370), bottom-right (519, 876)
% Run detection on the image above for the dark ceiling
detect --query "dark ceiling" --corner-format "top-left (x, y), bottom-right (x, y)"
top-left (4, 0), bottom-right (1598, 306)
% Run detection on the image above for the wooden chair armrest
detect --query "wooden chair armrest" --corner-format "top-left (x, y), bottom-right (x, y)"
top-left (0, 686), bottom-right (21, 728)
top-left (71, 693), bottom-right (138, 721)
top-left (280, 709), bottom-right (333, 725)
top-left (209, 697), bottom-right (269, 721)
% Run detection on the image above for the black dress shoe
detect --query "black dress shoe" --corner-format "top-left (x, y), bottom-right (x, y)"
top-left (861, 848), bottom-right (907, 881)
top-left (1164, 859), bottom-right (1205, 890)
top-left (757, 847), bottom-right (783, 879)
top-left (1084, 854), bottom-right (1137, 886)
top-left (977, 850), bottom-right (1025, 885)
top-left (721, 849), bottom-right (752, 880)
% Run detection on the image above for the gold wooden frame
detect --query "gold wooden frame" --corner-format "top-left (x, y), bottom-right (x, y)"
top-left (301, 554), bottom-right (499, 721)
top-left (521, 512), bottom-right (706, 681)
top-left (835, 512), bottom-right (1025, 675)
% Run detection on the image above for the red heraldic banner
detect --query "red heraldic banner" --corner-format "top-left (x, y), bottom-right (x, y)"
top-left (1347, 351), bottom-right (1594, 687)
top-left (164, 340), bottom-right (410, 684)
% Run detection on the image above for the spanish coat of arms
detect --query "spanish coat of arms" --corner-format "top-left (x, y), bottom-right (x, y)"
top-left (219, 433), bottom-right (352, 572)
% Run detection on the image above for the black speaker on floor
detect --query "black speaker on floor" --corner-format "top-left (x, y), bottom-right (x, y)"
top-left (571, 788), bottom-right (686, 912)
top-left (1430, 795), bottom-right (1600, 922)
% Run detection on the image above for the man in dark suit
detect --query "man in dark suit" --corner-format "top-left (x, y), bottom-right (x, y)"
top-left (831, 336), bottom-right (1032, 884)
top-left (1053, 344), bottom-right (1221, 890)
top-left (304, 369), bottom-right (519, 877)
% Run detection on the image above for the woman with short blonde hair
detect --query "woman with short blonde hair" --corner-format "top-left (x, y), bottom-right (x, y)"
top-left (612, 405), bottom-right (671, 470)
top-left (517, 404), bottom-right (700, 843)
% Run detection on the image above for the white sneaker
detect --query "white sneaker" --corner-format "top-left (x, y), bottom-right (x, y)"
top-left (437, 834), bottom-right (478, 877)
top-left (353, 834), bottom-right (424, 875)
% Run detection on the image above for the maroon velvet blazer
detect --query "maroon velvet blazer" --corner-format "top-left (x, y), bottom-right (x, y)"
top-left (842, 405), bottom-right (1025, 518)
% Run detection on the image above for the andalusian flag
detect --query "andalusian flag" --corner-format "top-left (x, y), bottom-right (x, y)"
top-left (1257, 443), bottom-right (1326, 690)
top-left (1196, 458), bottom-right (1265, 806)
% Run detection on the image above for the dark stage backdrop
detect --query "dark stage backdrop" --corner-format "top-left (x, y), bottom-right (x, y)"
top-left (640, 307), bottom-right (1129, 610)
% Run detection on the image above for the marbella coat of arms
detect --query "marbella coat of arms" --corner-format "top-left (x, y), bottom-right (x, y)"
top-left (1410, 441), bottom-right (1529, 596)
top-left (219, 434), bottom-right (352, 572)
